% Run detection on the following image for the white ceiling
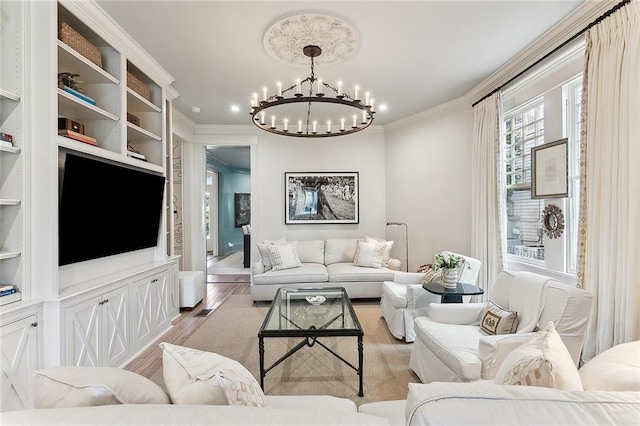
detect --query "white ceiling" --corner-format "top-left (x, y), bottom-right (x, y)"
top-left (96, 0), bottom-right (584, 128)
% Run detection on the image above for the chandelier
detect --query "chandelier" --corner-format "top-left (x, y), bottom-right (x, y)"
top-left (250, 45), bottom-right (375, 138)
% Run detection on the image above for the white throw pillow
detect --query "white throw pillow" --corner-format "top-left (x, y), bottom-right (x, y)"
top-left (579, 340), bottom-right (640, 391)
top-left (218, 369), bottom-right (268, 407)
top-left (268, 242), bottom-right (303, 271)
top-left (364, 236), bottom-right (394, 266)
top-left (256, 237), bottom-right (287, 271)
top-left (353, 241), bottom-right (386, 268)
top-left (160, 342), bottom-right (268, 407)
top-left (33, 366), bottom-right (169, 408)
top-left (493, 321), bottom-right (583, 390)
top-left (480, 301), bottom-right (519, 335)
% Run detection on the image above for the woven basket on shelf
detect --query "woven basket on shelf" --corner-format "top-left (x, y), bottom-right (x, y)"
top-left (58, 21), bottom-right (103, 68)
top-left (127, 72), bottom-right (151, 102)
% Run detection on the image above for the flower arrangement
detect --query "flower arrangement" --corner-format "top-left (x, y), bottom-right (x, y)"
top-left (433, 253), bottom-right (463, 270)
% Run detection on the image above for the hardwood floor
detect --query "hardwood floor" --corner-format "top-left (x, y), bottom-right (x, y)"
top-left (125, 254), bottom-right (251, 379)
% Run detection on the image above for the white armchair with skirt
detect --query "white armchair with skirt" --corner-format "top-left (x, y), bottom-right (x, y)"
top-left (380, 251), bottom-right (481, 342)
top-left (409, 270), bottom-right (594, 383)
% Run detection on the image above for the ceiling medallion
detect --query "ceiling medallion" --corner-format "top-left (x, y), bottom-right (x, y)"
top-left (263, 13), bottom-right (360, 67)
top-left (250, 45), bottom-right (374, 138)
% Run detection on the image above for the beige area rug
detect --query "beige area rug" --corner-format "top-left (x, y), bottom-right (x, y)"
top-left (155, 295), bottom-right (419, 405)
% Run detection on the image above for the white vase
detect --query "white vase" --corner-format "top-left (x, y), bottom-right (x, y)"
top-left (442, 268), bottom-right (458, 289)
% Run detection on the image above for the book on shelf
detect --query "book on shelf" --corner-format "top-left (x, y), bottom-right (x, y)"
top-left (0, 140), bottom-right (13, 148)
top-left (0, 284), bottom-right (15, 292)
top-left (59, 129), bottom-right (98, 146)
top-left (0, 288), bottom-right (18, 297)
top-left (0, 291), bottom-right (22, 306)
top-left (62, 86), bottom-right (97, 106)
top-left (0, 132), bottom-right (14, 143)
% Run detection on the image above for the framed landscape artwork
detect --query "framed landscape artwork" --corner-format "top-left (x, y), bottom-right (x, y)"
top-left (531, 138), bottom-right (569, 199)
top-left (234, 193), bottom-right (250, 227)
top-left (285, 172), bottom-right (359, 224)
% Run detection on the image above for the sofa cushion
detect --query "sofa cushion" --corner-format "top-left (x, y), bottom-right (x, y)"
top-left (33, 366), bottom-right (169, 408)
top-left (327, 263), bottom-right (396, 282)
top-left (160, 342), bottom-right (268, 406)
top-left (265, 395), bottom-right (357, 412)
top-left (579, 340), bottom-right (640, 391)
top-left (353, 241), bottom-right (386, 268)
top-left (324, 238), bottom-right (360, 265)
top-left (414, 316), bottom-right (484, 380)
top-left (253, 263), bottom-right (329, 285)
top-left (494, 322), bottom-right (583, 391)
top-left (296, 239), bottom-right (325, 264)
top-left (268, 242), bottom-right (303, 271)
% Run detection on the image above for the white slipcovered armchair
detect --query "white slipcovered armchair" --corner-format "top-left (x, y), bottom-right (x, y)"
top-left (409, 270), bottom-right (594, 383)
top-left (380, 252), bottom-right (481, 342)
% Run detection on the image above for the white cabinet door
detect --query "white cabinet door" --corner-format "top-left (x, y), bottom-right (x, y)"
top-left (102, 286), bottom-right (129, 367)
top-left (131, 270), bottom-right (171, 351)
top-left (0, 314), bottom-right (39, 411)
top-left (64, 285), bottom-right (129, 367)
top-left (65, 297), bottom-right (101, 367)
top-left (168, 261), bottom-right (180, 318)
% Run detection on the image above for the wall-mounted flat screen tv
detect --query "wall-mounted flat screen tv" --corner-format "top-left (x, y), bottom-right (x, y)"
top-left (58, 151), bottom-right (166, 266)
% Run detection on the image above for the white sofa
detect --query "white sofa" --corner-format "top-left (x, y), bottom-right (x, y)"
top-left (251, 237), bottom-right (400, 302)
top-left (360, 340), bottom-right (640, 425)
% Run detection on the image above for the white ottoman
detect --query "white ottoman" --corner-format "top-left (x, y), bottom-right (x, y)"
top-left (179, 270), bottom-right (205, 309)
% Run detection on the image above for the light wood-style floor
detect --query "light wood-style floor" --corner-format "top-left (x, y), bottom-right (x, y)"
top-left (125, 254), bottom-right (250, 379)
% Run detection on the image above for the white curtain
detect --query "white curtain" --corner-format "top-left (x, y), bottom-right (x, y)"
top-left (579, 0), bottom-right (640, 361)
top-left (471, 92), bottom-right (506, 300)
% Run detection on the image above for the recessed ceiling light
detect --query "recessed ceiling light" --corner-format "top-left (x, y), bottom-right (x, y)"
top-left (191, 106), bottom-right (201, 113)
top-left (378, 104), bottom-right (388, 111)
top-left (230, 105), bottom-right (240, 113)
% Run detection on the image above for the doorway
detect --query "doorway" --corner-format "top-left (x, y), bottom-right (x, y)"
top-left (205, 146), bottom-right (251, 280)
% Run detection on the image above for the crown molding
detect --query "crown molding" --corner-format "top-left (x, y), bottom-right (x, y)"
top-left (166, 85), bottom-right (180, 102)
top-left (465, 0), bottom-right (617, 105)
top-left (172, 108), bottom-right (197, 133)
top-left (60, 0), bottom-right (174, 87)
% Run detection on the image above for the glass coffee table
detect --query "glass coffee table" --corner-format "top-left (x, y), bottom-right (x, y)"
top-left (258, 287), bottom-right (364, 397)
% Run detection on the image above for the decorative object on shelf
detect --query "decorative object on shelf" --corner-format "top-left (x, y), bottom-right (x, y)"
top-left (57, 72), bottom-right (84, 92)
top-left (234, 193), bottom-right (250, 228)
top-left (58, 21), bottom-right (103, 68)
top-left (252, 13), bottom-right (372, 138)
top-left (386, 222), bottom-right (409, 272)
top-left (285, 172), bottom-right (358, 224)
top-left (126, 112), bottom-right (141, 127)
top-left (542, 204), bottom-right (565, 239)
top-left (58, 117), bottom-right (85, 135)
top-left (127, 71), bottom-right (151, 101)
top-left (433, 253), bottom-right (464, 289)
top-left (126, 143), bottom-right (147, 161)
top-left (532, 138), bottom-right (569, 199)
top-left (0, 132), bottom-right (14, 148)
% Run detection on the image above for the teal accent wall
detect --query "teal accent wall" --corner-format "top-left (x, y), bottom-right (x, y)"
top-left (208, 158), bottom-right (250, 255)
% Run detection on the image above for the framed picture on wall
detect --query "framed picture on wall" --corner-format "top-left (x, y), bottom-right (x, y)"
top-left (531, 138), bottom-right (569, 199)
top-left (234, 193), bottom-right (250, 227)
top-left (285, 172), bottom-right (359, 224)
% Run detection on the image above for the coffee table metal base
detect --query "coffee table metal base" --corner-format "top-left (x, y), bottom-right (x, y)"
top-left (259, 334), bottom-right (363, 397)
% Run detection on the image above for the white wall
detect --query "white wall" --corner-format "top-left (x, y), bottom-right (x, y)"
top-left (194, 125), bottom-right (387, 265)
top-left (384, 97), bottom-right (474, 271)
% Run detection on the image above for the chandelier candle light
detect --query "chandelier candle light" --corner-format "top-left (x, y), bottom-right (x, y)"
top-left (250, 45), bottom-right (375, 138)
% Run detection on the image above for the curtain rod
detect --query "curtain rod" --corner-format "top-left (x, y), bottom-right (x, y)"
top-left (472, 0), bottom-right (631, 108)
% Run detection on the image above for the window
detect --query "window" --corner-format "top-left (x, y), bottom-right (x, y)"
top-left (502, 73), bottom-right (583, 276)
top-left (564, 76), bottom-right (583, 273)
top-left (504, 98), bottom-right (546, 262)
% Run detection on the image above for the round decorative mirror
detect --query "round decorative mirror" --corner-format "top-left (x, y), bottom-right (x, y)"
top-left (542, 204), bottom-right (565, 239)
